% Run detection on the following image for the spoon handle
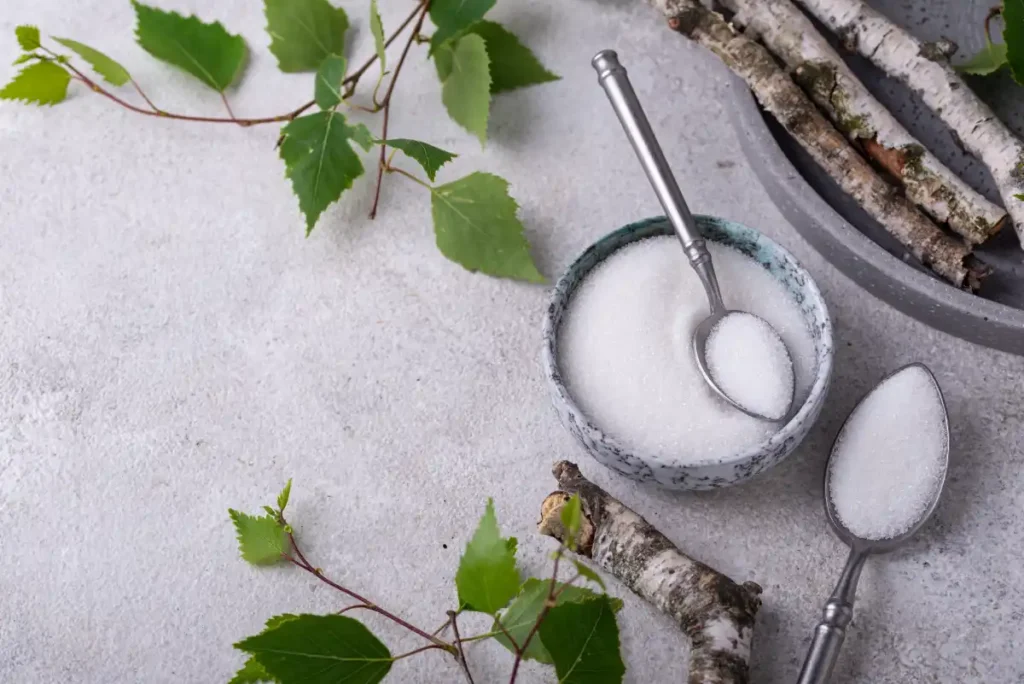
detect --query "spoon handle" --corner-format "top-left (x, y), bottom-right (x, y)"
top-left (591, 50), bottom-right (724, 312)
top-left (796, 547), bottom-right (869, 684)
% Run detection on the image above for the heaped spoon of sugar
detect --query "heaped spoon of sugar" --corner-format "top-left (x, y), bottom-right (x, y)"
top-left (591, 49), bottom-right (795, 421)
top-left (796, 363), bottom-right (949, 684)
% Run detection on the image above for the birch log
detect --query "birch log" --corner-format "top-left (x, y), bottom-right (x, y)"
top-left (539, 461), bottom-right (763, 684)
top-left (794, 0), bottom-right (1024, 248)
top-left (647, 0), bottom-right (984, 288)
top-left (719, 0), bottom-right (1005, 244)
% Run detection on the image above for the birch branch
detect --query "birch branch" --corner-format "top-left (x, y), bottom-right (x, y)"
top-left (720, 0), bottom-right (1006, 245)
top-left (793, 0), bottom-right (1024, 249)
top-left (539, 461), bottom-right (763, 684)
top-left (648, 0), bottom-right (985, 288)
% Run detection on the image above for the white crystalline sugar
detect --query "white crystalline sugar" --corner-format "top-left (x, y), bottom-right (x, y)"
top-left (828, 365), bottom-right (948, 540)
top-left (558, 236), bottom-right (816, 466)
top-left (706, 312), bottom-right (795, 421)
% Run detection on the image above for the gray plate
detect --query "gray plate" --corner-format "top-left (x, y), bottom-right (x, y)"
top-left (727, 0), bottom-right (1024, 355)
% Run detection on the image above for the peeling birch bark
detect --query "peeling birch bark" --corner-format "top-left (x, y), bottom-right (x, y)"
top-left (719, 0), bottom-right (1006, 245)
top-left (645, 0), bottom-right (983, 288)
top-left (539, 461), bottom-right (763, 684)
top-left (794, 0), bottom-right (1024, 248)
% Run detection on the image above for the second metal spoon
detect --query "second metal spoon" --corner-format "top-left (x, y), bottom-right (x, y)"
top-left (796, 363), bottom-right (950, 684)
top-left (591, 49), bottom-right (795, 421)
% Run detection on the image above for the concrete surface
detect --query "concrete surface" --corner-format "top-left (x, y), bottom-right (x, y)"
top-left (2, 1), bottom-right (1023, 682)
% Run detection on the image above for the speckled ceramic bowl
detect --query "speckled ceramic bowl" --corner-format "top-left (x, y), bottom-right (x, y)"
top-left (542, 215), bottom-right (834, 490)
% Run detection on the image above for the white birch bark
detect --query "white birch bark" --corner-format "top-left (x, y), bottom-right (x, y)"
top-left (646, 0), bottom-right (981, 287)
top-left (719, 0), bottom-right (1005, 244)
top-left (794, 0), bottom-right (1024, 248)
top-left (540, 461), bottom-right (764, 684)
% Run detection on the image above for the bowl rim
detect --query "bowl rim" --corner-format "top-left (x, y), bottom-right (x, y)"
top-left (542, 214), bottom-right (835, 470)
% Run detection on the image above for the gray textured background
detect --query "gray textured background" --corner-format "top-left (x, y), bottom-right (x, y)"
top-left (2, 1), bottom-right (1023, 682)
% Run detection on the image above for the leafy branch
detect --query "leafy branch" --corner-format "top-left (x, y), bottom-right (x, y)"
top-left (2, 0), bottom-right (557, 282)
top-left (226, 482), bottom-right (625, 683)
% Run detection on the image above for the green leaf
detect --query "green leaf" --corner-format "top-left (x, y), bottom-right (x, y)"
top-left (370, 0), bottom-right (386, 71)
top-left (12, 54), bottom-right (40, 66)
top-left (263, 614), bottom-right (300, 630)
top-left (956, 39), bottom-right (1007, 75)
top-left (279, 110), bottom-right (372, 234)
top-left (380, 138), bottom-right (456, 182)
top-left (430, 172), bottom-right (543, 282)
top-left (235, 614), bottom-right (392, 684)
top-left (228, 657), bottom-right (275, 684)
top-left (228, 509), bottom-right (289, 565)
top-left (276, 479), bottom-right (293, 514)
top-left (493, 578), bottom-right (622, 664)
top-left (455, 499), bottom-right (521, 614)
top-left (433, 43), bottom-right (454, 82)
top-left (441, 35), bottom-right (491, 145)
top-left (539, 595), bottom-right (625, 684)
top-left (16, 25), bottom-right (41, 51)
top-left (1015, 193), bottom-right (1024, 201)
top-left (264, 0), bottom-right (349, 73)
top-left (467, 21), bottom-right (559, 93)
top-left (314, 54), bottom-right (346, 109)
top-left (560, 494), bottom-right (582, 550)
top-left (53, 38), bottom-right (131, 86)
top-left (132, 1), bottom-right (246, 92)
top-left (571, 560), bottom-right (606, 591)
top-left (429, 0), bottom-right (495, 51)
top-left (230, 614), bottom-right (300, 683)
top-left (0, 61), bottom-right (70, 105)
top-left (1005, 0), bottom-right (1024, 84)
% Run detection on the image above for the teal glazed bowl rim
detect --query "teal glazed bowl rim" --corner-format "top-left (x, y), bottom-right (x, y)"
top-left (542, 215), bottom-right (834, 488)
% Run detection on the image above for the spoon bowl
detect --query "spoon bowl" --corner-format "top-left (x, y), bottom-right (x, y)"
top-left (592, 49), bottom-right (796, 421)
top-left (693, 310), bottom-right (797, 422)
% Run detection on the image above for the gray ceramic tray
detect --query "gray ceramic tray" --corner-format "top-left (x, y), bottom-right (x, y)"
top-left (727, 0), bottom-right (1024, 355)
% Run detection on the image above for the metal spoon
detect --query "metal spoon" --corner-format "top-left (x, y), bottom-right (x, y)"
top-left (796, 362), bottom-right (949, 684)
top-left (591, 49), bottom-right (795, 422)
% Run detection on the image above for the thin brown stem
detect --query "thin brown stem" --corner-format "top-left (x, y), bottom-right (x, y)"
top-left (129, 79), bottom-right (159, 112)
top-left (985, 6), bottom-right (1002, 43)
top-left (449, 611), bottom-right (476, 684)
top-left (220, 92), bottom-right (243, 125)
top-left (458, 630), bottom-right (501, 644)
top-left (337, 602), bottom-right (375, 616)
top-left (551, 574), bottom-right (581, 598)
top-left (431, 615), bottom-right (454, 637)
top-left (392, 644), bottom-right (447, 661)
top-left (492, 619), bottom-right (521, 652)
top-left (386, 164), bottom-right (432, 189)
top-left (64, 58), bottom-right (314, 124)
top-left (51, 0), bottom-right (423, 127)
top-left (369, 0), bottom-right (431, 219)
top-left (509, 547), bottom-right (564, 683)
top-left (284, 531), bottom-right (452, 651)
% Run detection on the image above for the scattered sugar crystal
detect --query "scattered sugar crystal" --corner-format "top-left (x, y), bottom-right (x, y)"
top-left (558, 236), bottom-right (816, 466)
top-left (706, 312), bottom-right (795, 421)
top-left (828, 365), bottom-right (948, 540)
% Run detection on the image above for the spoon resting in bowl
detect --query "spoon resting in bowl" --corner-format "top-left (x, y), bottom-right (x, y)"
top-left (591, 49), bottom-right (795, 422)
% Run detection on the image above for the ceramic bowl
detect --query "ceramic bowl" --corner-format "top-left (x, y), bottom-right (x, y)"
top-left (542, 215), bottom-right (834, 490)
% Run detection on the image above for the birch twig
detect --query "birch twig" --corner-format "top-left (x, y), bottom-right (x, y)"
top-left (648, 0), bottom-right (985, 288)
top-left (539, 461), bottom-right (763, 684)
top-left (794, 0), bottom-right (1024, 249)
top-left (720, 0), bottom-right (1006, 245)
